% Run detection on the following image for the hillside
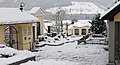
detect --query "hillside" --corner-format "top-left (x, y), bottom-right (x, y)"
top-left (0, 0), bottom-right (113, 10)
top-left (46, 1), bottom-right (105, 14)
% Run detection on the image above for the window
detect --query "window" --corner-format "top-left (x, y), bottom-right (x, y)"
top-left (75, 29), bottom-right (79, 35)
top-left (81, 29), bottom-right (86, 35)
top-left (23, 27), bottom-right (27, 36)
top-left (88, 29), bottom-right (91, 33)
top-left (28, 27), bottom-right (31, 35)
top-left (4, 26), bottom-right (18, 49)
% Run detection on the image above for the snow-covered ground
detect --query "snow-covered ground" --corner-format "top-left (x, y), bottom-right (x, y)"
top-left (46, 1), bottom-right (105, 14)
top-left (22, 41), bottom-right (108, 65)
top-left (0, 45), bottom-right (35, 65)
top-left (34, 36), bottom-right (82, 50)
top-left (0, 35), bottom-right (108, 65)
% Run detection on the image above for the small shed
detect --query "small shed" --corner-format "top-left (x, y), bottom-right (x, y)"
top-left (0, 8), bottom-right (39, 50)
top-left (101, 1), bottom-right (120, 65)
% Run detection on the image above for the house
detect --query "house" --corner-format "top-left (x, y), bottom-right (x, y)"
top-left (101, 1), bottom-right (120, 65)
top-left (67, 20), bottom-right (91, 36)
top-left (0, 8), bottom-right (39, 50)
top-left (29, 7), bottom-right (45, 37)
top-left (43, 20), bottom-right (91, 36)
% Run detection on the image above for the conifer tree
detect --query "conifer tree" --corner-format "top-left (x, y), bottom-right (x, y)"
top-left (89, 14), bottom-right (107, 35)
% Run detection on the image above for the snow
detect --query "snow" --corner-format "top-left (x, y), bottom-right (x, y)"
top-left (44, 22), bottom-right (53, 33)
top-left (0, 36), bottom-right (108, 65)
top-left (29, 7), bottom-right (41, 14)
top-left (0, 8), bottom-right (39, 24)
top-left (100, 1), bottom-right (120, 19)
top-left (0, 44), bottom-right (6, 47)
top-left (22, 42), bottom-right (108, 65)
top-left (46, 1), bottom-right (105, 14)
top-left (35, 36), bottom-right (82, 50)
top-left (62, 20), bottom-right (72, 24)
top-left (0, 45), bottom-right (35, 65)
top-left (21, 59), bottom-right (79, 65)
top-left (68, 20), bottom-right (91, 29)
top-left (43, 20), bottom-right (91, 33)
top-left (0, 47), bottom-right (18, 56)
top-left (6, 50), bottom-right (35, 64)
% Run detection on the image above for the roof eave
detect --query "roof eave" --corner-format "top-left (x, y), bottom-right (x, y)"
top-left (0, 20), bottom-right (39, 25)
top-left (101, 2), bottom-right (120, 20)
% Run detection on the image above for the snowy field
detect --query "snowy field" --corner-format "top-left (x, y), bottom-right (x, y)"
top-left (21, 41), bottom-right (108, 65)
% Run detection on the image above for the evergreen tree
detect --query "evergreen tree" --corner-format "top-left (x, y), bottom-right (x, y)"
top-left (89, 14), bottom-right (107, 35)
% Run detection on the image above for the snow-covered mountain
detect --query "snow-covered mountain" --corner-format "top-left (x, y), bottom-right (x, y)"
top-left (0, 0), bottom-right (113, 10)
top-left (46, 1), bottom-right (105, 14)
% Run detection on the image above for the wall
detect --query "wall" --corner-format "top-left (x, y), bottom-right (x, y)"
top-left (68, 26), bottom-right (90, 36)
top-left (36, 16), bottom-right (44, 35)
top-left (0, 23), bottom-right (33, 50)
top-left (0, 26), bottom-right (5, 44)
top-left (21, 24), bottom-right (33, 50)
top-left (114, 12), bottom-right (120, 21)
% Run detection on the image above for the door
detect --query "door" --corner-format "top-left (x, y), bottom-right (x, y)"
top-left (115, 22), bottom-right (120, 60)
top-left (5, 26), bottom-right (18, 49)
top-left (33, 26), bottom-right (35, 42)
top-left (37, 22), bottom-right (40, 36)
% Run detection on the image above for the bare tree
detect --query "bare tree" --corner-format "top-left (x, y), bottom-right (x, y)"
top-left (51, 9), bottom-right (66, 34)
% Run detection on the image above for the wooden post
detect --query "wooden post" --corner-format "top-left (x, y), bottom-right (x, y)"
top-left (107, 21), bottom-right (115, 65)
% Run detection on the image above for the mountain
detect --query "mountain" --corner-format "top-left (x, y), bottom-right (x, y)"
top-left (73, 0), bottom-right (114, 8)
top-left (0, 0), bottom-right (114, 10)
top-left (45, 1), bottom-right (106, 20)
top-left (46, 1), bottom-right (105, 14)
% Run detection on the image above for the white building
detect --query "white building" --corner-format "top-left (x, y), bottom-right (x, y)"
top-left (67, 20), bottom-right (91, 36)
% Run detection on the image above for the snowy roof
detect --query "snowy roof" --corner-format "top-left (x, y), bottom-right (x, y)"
top-left (100, 1), bottom-right (120, 20)
top-left (68, 20), bottom-right (91, 29)
top-left (44, 23), bottom-right (53, 29)
top-left (0, 8), bottom-right (39, 24)
top-left (62, 20), bottom-right (72, 24)
top-left (29, 7), bottom-right (45, 15)
top-left (29, 7), bottom-right (41, 14)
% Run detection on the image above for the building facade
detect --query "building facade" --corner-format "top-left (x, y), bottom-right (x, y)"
top-left (68, 20), bottom-right (91, 36)
top-left (101, 1), bottom-right (120, 65)
top-left (29, 7), bottom-right (45, 36)
top-left (0, 8), bottom-right (39, 50)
